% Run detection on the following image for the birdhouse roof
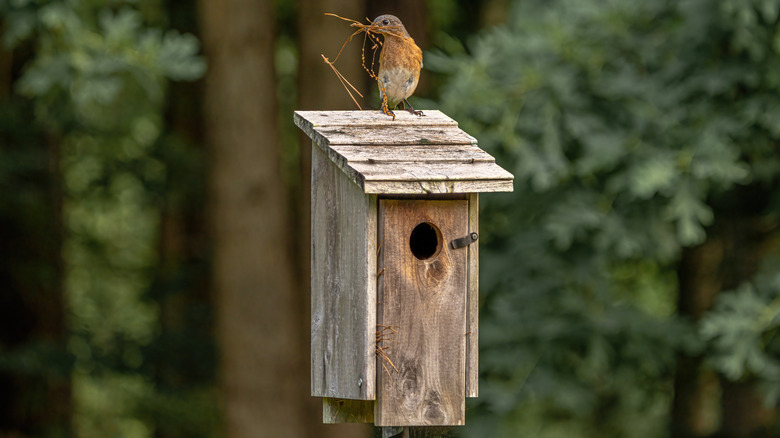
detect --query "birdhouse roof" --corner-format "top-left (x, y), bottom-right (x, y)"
top-left (294, 110), bottom-right (514, 195)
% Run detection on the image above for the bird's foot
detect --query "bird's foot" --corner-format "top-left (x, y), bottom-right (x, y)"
top-left (403, 99), bottom-right (424, 117)
top-left (382, 107), bottom-right (396, 120)
top-left (381, 94), bottom-right (396, 120)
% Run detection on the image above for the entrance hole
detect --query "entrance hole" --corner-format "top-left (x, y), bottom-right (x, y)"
top-left (409, 222), bottom-right (442, 260)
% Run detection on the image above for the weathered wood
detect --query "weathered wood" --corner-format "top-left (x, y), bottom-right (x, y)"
top-left (323, 398), bottom-right (374, 424)
top-left (294, 110), bottom-right (514, 196)
top-left (466, 194), bottom-right (479, 398)
top-left (294, 110), bottom-right (458, 129)
top-left (314, 126), bottom-right (477, 147)
top-left (297, 110), bottom-right (516, 426)
top-left (321, 145), bottom-right (496, 192)
top-left (322, 153), bottom-right (513, 195)
top-left (363, 180), bottom-right (513, 195)
top-left (352, 161), bottom-right (513, 182)
top-left (376, 200), bottom-right (468, 426)
top-left (355, 162), bottom-right (514, 195)
top-left (331, 145), bottom-right (495, 164)
top-left (311, 143), bottom-right (377, 400)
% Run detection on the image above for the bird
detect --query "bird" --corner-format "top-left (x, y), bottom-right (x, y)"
top-left (372, 15), bottom-right (423, 119)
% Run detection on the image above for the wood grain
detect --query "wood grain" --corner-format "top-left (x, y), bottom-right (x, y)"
top-left (375, 199), bottom-right (468, 426)
top-left (294, 110), bottom-right (514, 195)
top-left (363, 179), bottom-right (513, 195)
top-left (331, 145), bottom-right (495, 164)
top-left (311, 144), bottom-right (377, 400)
top-left (315, 126), bottom-right (477, 147)
top-left (294, 110), bottom-right (458, 129)
top-left (466, 194), bottom-right (479, 398)
top-left (351, 161), bottom-right (514, 183)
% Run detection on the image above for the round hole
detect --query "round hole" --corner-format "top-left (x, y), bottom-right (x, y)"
top-left (409, 222), bottom-right (442, 260)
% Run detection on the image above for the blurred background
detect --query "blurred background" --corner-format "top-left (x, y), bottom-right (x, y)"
top-left (2, 0), bottom-right (780, 437)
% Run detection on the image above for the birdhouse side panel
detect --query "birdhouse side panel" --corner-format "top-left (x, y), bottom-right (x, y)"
top-left (311, 144), bottom-right (377, 400)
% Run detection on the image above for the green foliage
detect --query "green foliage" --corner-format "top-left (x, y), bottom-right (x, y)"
top-left (1, 1), bottom-right (211, 437)
top-left (3, 1), bottom-right (204, 130)
top-left (701, 269), bottom-right (780, 397)
top-left (428, 0), bottom-right (780, 435)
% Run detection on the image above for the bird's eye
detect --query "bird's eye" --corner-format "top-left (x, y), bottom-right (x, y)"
top-left (382, 19), bottom-right (389, 25)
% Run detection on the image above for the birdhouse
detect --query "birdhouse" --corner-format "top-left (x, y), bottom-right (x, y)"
top-left (294, 110), bottom-right (513, 427)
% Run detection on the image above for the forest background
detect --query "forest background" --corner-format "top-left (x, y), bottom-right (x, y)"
top-left (2, 0), bottom-right (780, 437)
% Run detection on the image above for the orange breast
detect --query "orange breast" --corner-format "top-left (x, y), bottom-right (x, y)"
top-left (377, 35), bottom-right (423, 106)
top-left (379, 35), bottom-right (423, 73)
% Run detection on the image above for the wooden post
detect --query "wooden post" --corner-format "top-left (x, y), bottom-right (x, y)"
top-left (294, 110), bottom-right (513, 428)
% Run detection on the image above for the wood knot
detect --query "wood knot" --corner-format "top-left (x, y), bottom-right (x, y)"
top-left (424, 259), bottom-right (447, 282)
top-left (400, 358), bottom-right (422, 409)
top-left (423, 390), bottom-right (445, 423)
top-left (416, 257), bottom-right (450, 288)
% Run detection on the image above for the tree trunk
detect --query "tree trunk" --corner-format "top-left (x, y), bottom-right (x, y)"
top-left (155, 0), bottom-right (211, 386)
top-left (721, 379), bottom-right (775, 438)
top-left (672, 196), bottom-right (778, 437)
top-left (0, 43), bottom-right (71, 438)
top-left (152, 43), bottom-right (215, 437)
top-left (199, 1), bottom-right (306, 436)
top-left (671, 241), bottom-right (723, 438)
top-left (297, 0), bottom-right (368, 113)
top-left (716, 214), bottom-right (776, 437)
top-left (0, 40), bottom-right (11, 98)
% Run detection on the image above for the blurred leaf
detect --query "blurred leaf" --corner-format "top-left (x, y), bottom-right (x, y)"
top-left (663, 180), bottom-right (713, 245)
top-left (701, 275), bottom-right (780, 386)
top-left (156, 31), bottom-right (206, 80)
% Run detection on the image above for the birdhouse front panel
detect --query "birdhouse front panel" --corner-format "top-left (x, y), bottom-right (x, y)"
top-left (375, 199), bottom-right (469, 426)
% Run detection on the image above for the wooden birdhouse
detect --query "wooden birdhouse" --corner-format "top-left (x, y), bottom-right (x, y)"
top-left (294, 110), bottom-right (513, 427)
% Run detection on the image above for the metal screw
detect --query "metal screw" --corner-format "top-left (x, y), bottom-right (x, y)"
top-left (357, 378), bottom-right (363, 388)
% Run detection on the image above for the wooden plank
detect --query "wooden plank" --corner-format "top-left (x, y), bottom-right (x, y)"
top-left (294, 110), bottom-right (458, 130)
top-left (352, 162), bottom-right (515, 190)
top-left (313, 126), bottom-right (477, 147)
top-left (294, 110), bottom-right (515, 195)
top-left (353, 161), bottom-right (514, 181)
top-left (466, 194), bottom-right (479, 397)
top-left (323, 398), bottom-right (374, 423)
top-left (376, 200), bottom-right (468, 426)
top-left (315, 151), bottom-right (512, 195)
top-left (311, 143), bottom-right (377, 400)
top-left (331, 145), bottom-right (495, 164)
top-left (363, 179), bottom-right (514, 195)
top-left (322, 147), bottom-right (513, 194)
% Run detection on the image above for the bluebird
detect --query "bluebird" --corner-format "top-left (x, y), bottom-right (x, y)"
top-left (372, 15), bottom-right (424, 119)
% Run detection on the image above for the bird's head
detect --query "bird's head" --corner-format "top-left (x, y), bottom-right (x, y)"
top-left (371, 14), bottom-right (410, 38)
